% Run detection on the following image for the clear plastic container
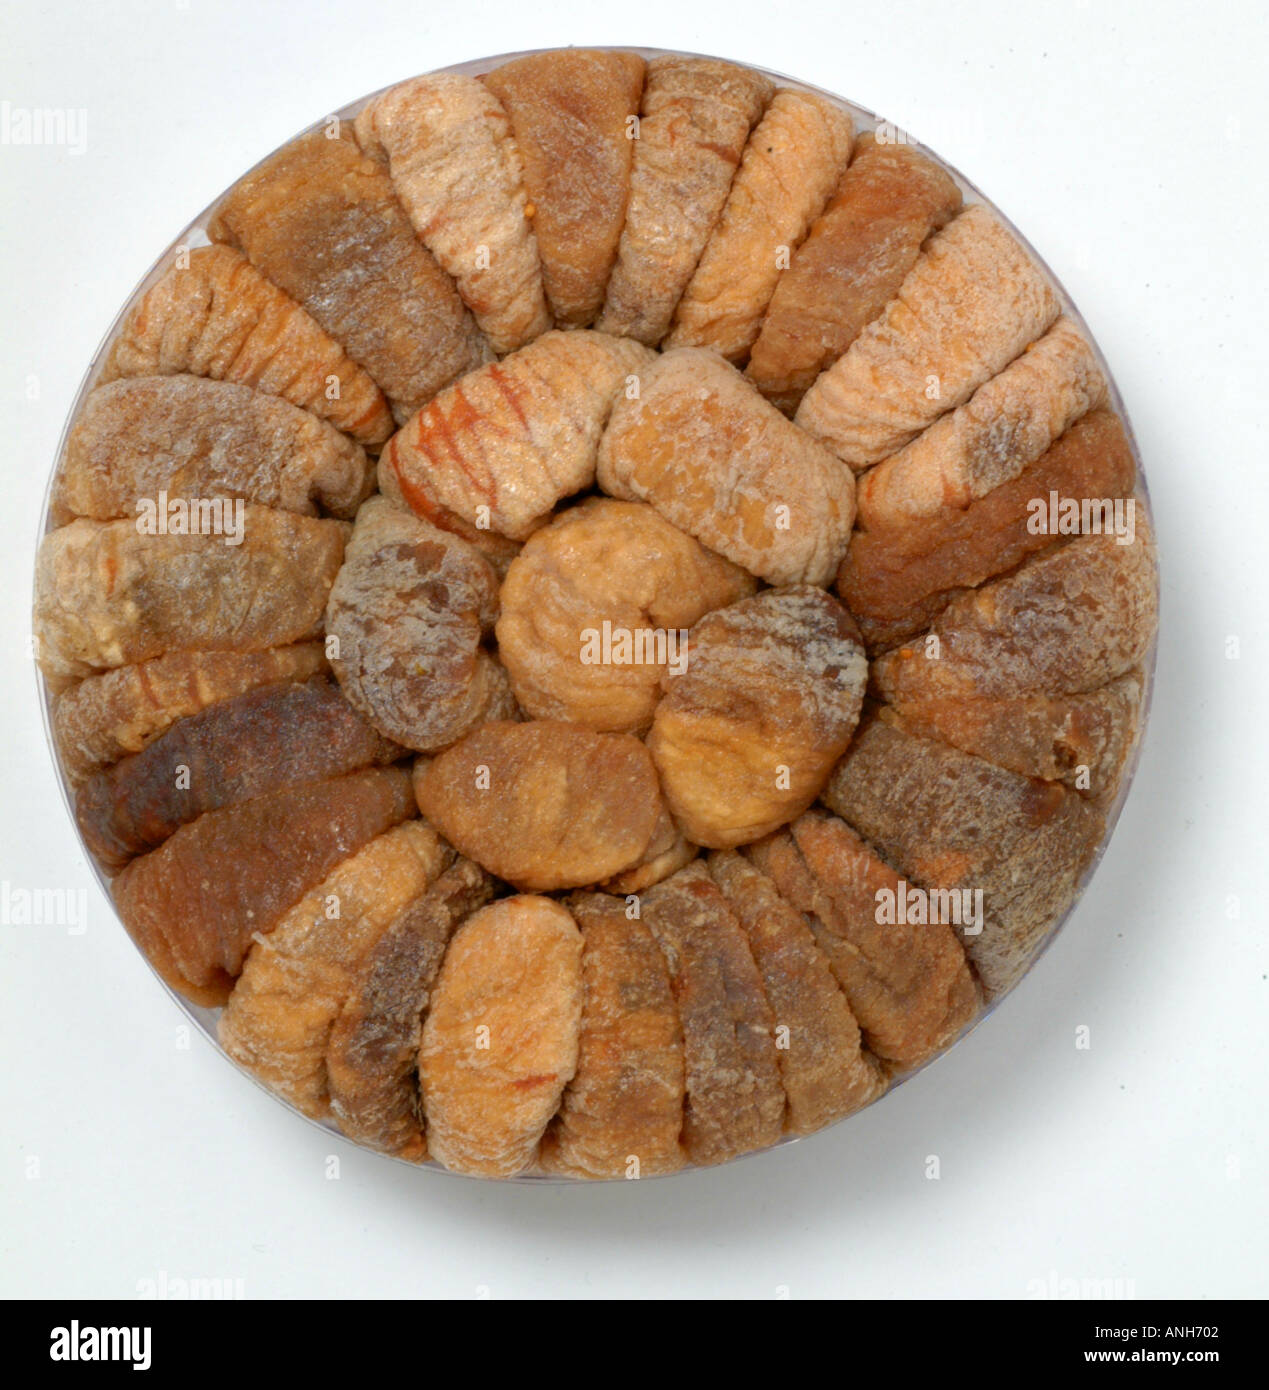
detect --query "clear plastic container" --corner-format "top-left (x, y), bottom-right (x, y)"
top-left (35, 47), bottom-right (1158, 1182)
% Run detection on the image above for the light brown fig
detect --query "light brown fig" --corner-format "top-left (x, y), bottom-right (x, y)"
top-left (495, 498), bottom-right (755, 732)
top-left (666, 89), bottom-right (855, 361)
top-left (483, 50), bottom-right (646, 328)
top-left (822, 708), bottom-right (1108, 996)
top-left (855, 316), bottom-right (1108, 530)
top-left (888, 671), bottom-right (1143, 800)
top-left (870, 522), bottom-right (1158, 702)
top-left (209, 129), bottom-right (488, 421)
top-left (34, 506), bottom-right (348, 681)
top-left (838, 408), bottom-right (1137, 650)
top-left (638, 862), bottom-right (785, 1166)
top-left (53, 376), bottom-right (373, 525)
top-left (597, 347), bottom-right (855, 586)
top-left (419, 895), bottom-right (583, 1178)
top-left (647, 587), bottom-right (867, 848)
top-left (414, 719), bottom-right (665, 891)
top-left (795, 206), bottom-right (1060, 468)
top-left (355, 72), bottom-right (551, 354)
top-left (102, 245), bottom-right (393, 446)
top-left (327, 857), bottom-right (494, 1161)
top-left (709, 850), bottom-right (886, 1132)
top-left (597, 56), bottom-right (773, 344)
top-left (747, 133), bottom-right (963, 413)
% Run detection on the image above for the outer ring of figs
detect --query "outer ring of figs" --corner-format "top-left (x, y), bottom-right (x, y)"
top-left (34, 45), bottom-right (1160, 1183)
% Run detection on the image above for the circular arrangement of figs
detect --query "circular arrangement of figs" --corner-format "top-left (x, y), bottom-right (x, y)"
top-left (35, 49), bottom-right (1158, 1180)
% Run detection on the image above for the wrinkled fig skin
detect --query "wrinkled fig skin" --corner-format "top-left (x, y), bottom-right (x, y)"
top-left (112, 767), bottom-right (415, 1007)
top-left (709, 850), bottom-right (886, 1133)
top-left (101, 244), bottom-right (394, 446)
top-left (218, 821), bottom-right (452, 1119)
top-left (51, 644), bottom-right (328, 786)
top-left (648, 586), bottom-right (867, 848)
top-left (839, 408), bottom-right (1137, 650)
top-left (597, 56), bottom-right (773, 345)
top-left (483, 50), bottom-right (646, 328)
top-left (325, 497), bottom-right (511, 752)
top-left (747, 133), bottom-right (962, 413)
top-left (34, 507), bottom-right (348, 681)
top-left (745, 809), bottom-right (979, 1069)
top-left (823, 708), bottom-right (1107, 997)
top-left (75, 676), bottom-right (403, 870)
top-left (209, 128), bottom-right (489, 421)
top-left (638, 862), bottom-right (785, 1167)
top-left (540, 890), bottom-right (686, 1179)
top-left (355, 73), bottom-right (551, 355)
top-left (53, 375), bottom-right (373, 525)
top-left (380, 330), bottom-right (654, 542)
top-left (598, 347), bottom-right (855, 586)
top-left (495, 497), bottom-right (755, 732)
top-left (327, 858), bottom-right (495, 1161)
top-left (415, 720), bottom-right (665, 891)
top-left (420, 895), bottom-right (583, 1177)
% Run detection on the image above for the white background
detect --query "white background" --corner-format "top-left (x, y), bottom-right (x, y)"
top-left (2, 0), bottom-right (1265, 1300)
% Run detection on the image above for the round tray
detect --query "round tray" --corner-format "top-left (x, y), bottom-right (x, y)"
top-left (36, 46), bottom-right (1158, 1182)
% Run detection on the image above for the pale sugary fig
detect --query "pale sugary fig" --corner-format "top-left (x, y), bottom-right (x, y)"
top-left (102, 245), bottom-right (393, 446)
top-left (597, 347), bottom-right (855, 586)
top-left (855, 316), bottom-right (1107, 530)
top-left (420, 895), bottom-right (583, 1177)
top-left (355, 73), bottom-right (551, 354)
top-left (495, 498), bottom-right (755, 732)
top-left (795, 206), bottom-right (1060, 468)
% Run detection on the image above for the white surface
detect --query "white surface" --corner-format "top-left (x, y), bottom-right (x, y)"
top-left (2, 0), bottom-right (1265, 1300)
